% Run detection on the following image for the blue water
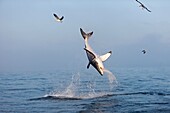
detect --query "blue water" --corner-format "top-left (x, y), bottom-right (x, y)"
top-left (0, 67), bottom-right (170, 113)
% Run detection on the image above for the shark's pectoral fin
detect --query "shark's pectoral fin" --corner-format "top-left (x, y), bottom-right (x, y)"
top-left (87, 62), bottom-right (91, 69)
top-left (100, 51), bottom-right (112, 62)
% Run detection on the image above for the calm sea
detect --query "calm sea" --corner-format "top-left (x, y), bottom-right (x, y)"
top-left (0, 67), bottom-right (170, 113)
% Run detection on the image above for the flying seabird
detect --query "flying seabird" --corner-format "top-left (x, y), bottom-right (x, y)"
top-left (53, 13), bottom-right (64, 22)
top-left (142, 50), bottom-right (146, 54)
top-left (136, 0), bottom-right (151, 12)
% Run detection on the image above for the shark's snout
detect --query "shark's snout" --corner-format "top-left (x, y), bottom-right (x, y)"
top-left (99, 67), bottom-right (104, 75)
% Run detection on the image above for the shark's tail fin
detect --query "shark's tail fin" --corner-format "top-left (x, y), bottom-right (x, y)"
top-left (80, 28), bottom-right (93, 40)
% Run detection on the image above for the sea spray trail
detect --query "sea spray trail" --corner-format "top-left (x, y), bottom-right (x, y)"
top-left (103, 68), bottom-right (118, 90)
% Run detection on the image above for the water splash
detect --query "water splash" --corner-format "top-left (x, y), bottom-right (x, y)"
top-left (45, 71), bottom-right (117, 99)
top-left (103, 68), bottom-right (118, 89)
top-left (47, 73), bottom-right (80, 98)
top-left (87, 80), bottom-right (96, 97)
top-left (62, 73), bottom-right (80, 97)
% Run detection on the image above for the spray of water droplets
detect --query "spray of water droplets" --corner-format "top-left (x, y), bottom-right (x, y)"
top-left (103, 68), bottom-right (118, 90)
top-left (45, 71), bottom-right (118, 99)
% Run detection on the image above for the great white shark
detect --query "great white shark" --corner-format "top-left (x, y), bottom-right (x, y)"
top-left (80, 28), bottom-right (112, 75)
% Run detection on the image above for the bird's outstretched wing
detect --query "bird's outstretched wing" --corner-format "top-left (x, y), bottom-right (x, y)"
top-left (136, 0), bottom-right (151, 12)
top-left (136, 0), bottom-right (143, 5)
top-left (145, 7), bottom-right (151, 12)
top-left (60, 16), bottom-right (64, 20)
top-left (53, 13), bottom-right (60, 20)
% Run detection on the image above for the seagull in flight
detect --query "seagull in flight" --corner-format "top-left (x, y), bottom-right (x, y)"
top-left (136, 0), bottom-right (151, 12)
top-left (142, 50), bottom-right (146, 54)
top-left (53, 13), bottom-right (64, 22)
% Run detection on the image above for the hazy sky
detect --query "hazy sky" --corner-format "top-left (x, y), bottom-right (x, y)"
top-left (0, 0), bottom-right (170, 72)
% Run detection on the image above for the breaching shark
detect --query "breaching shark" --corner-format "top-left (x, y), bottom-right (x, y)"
top-left (80, 28), bottom-right (112, 75)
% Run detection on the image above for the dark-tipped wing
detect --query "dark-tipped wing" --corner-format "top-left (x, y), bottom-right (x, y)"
top-left (136, 0), bottom-right (143, 5)
top-left (136, 0), bottom-right (151, 12)
top-left (145, 7), bottom-right (151, 12)
top-left (60, 16), bottom-right (64, 20)
top-left (53, 13), bottom-right (59, 20)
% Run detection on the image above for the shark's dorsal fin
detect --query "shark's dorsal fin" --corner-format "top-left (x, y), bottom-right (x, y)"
top-left (100, 51), bottom-right (112, 62)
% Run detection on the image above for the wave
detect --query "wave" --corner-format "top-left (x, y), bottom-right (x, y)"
top-left (28, 72), bottom-right (170, 101)
top-left (28, 92), bottom-right (114, 101)
top-left (28, 91), bottom-right (170, 101)
top-left (28, 72), bottom-right (116, 101)
top-left (107, 91), bottom-right (170, 97)
top-left (29, 95), bottom-right (81, 101)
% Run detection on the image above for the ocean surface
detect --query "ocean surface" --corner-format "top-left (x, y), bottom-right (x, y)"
top-left (0, 67), bottom-right (170, 113)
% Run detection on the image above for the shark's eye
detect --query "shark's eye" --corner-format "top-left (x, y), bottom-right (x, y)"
top-left (100, 67), bottom-right (103, 70)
